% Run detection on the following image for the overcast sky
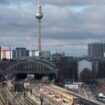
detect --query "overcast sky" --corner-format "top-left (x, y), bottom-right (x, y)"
top-left (0, 0), bottom-right (105, 56)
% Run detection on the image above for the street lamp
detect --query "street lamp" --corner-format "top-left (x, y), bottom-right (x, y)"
top-left (40, 93), bottom-right (44, 105)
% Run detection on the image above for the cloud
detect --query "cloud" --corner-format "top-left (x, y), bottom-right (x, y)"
top-left (42, 0), bottom-right (105, 6)
top-left (0, 0), bottom-right (9, 4)
top-left (0, 1), bottom-right (105, 56)
top-left (1, 0), bottom-right (105, 6)
top-left (0, 4), bottom-right (35, 35)
top-left (42, 5), bottom-right (105, 40)
top-left (0, 0), bottom-right (32, 5)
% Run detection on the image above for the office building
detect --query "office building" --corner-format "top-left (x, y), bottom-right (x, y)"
top-left (1, 48), bottom-right (11, 59)
top-left (12, 48), bottom-right (29, 59)
top-left (88, 43), bottom-right (105, 58)
top-left (0, 46), bottom-right (1, 60)
top-left (29, 50), bottom-right (50, 58)
top-left (40, 51), bottom-right (50, 58)
top-left (51, 53), bottom-right (65, 61)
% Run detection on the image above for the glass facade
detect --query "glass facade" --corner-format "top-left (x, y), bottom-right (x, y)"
top-left (7, 59), bottom-right (56, 75)
top-left (88, 43), bottom-right (105, 58)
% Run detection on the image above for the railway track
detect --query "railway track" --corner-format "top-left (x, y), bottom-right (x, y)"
top-left (0, 93), bottom-right (5, 105)
top-left (11, 90), bottom-right (39, 105)
top-left (27, 81), bottom-right (62, 105)
top-left (43, 94), bottom-right (61, 105)
top-left (0, 80), bottom-right (71, 105)
top-left (0, 89), bottom-right (13, 105)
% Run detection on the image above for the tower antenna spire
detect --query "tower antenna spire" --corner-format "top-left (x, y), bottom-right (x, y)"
top-left (38, 0), bottom-right (40, 4)
top-left (35, 0), bottom-right (43, 52)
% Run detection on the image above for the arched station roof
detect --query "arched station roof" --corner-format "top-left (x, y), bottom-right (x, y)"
top-left (7, 58), bottom-right (56, 74)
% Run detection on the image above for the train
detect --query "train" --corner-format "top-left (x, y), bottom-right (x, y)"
top-left (97, 93), bottom-right (105, 102)
top-left (62, 94), bottom-right (80, 105)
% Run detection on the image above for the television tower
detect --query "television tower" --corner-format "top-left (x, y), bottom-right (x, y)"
top-left (35, 0), bottom-right (43, 52)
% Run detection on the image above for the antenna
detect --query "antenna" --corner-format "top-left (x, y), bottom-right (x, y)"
top-left (38, 0), bottom-right (40, 5)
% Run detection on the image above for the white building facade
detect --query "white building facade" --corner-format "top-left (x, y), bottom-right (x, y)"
top-left (78, 60), bottom-right (92, 81)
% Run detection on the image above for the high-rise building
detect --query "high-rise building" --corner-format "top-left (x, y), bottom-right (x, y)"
top-left (12, 50), bottom-right (16, 59)
top-left (88, 43), bottom-right (105, 58)
top-left (0, 46), bottom-right (1, 60)
top-left (12, 48), bottom-right (29, 59)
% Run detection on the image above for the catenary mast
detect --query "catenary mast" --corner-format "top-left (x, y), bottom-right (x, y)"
top-left (35, 0), bottom-right (43, 52)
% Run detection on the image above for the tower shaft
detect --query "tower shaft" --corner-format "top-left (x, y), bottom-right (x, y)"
top-left (35, 0), bottom-right (43, 52)
top-left (38, 19), bottom-right (41, 51)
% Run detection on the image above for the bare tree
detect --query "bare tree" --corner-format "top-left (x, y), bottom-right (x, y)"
top-left (80, 68), bottom-right (92, 82)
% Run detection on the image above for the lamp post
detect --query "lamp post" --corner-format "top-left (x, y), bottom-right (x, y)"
top-left (40, 94), bottom-right (44, 105)
top-left (6, 74), bottom-right (9, 105)
top-left (12, 78), bottom-right (15, 105)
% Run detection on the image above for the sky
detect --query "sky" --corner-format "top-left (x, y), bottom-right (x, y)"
top-left (0, 0), bottom-right (105, 56)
